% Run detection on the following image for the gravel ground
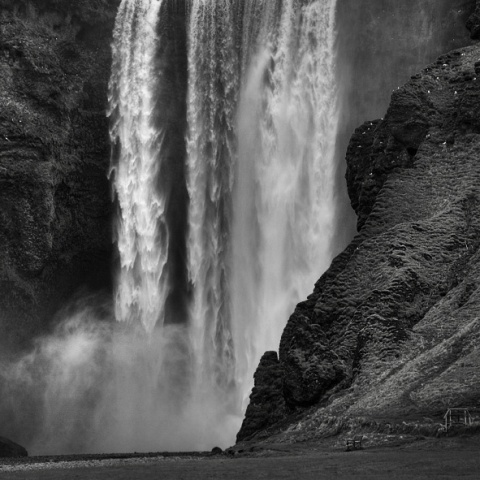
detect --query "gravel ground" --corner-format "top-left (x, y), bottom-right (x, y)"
top-left (0, 454), bottom-right (204, 473)
top-left (1, 437), bottom-right (479, 479)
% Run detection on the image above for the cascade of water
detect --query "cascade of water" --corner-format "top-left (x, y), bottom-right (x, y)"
top-left (102, 0), bottom-right (244, 452)
top-left (109, 0), bottom-right (168, 332)
top-left (106, 0), bottom-right (341, 447)
top-left (186, 0), bottom-right (240, 403)
top-left (232, 0), bottom-right (340, 400)
top-left (109, 0), bottom-right (341, 422)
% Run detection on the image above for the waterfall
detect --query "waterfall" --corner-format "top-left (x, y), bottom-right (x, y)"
top-left (107, 0), bottom-right (341, 446)
top-left (232, 0), bottom-right (339, 401)
top-left (109, 0), bottom-right (168, 332)
top-left (184, 0), bottom-right (340, 409)
top-left (186, 0), bottom-right (239, 405)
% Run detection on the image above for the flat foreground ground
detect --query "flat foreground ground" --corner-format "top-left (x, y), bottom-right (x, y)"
top-left (1, 437), bottom-right (479, 479)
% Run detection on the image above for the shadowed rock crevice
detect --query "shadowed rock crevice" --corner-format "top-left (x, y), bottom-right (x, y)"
top-left (467, 1), bottom-right (480, 38)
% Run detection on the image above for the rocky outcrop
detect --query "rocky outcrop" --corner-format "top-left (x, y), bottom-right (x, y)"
top-left (286, 42), bottom-right (480, 412)
top-left (237, 352), bottom-right (286, 442)
top-left (0, 1), bottom-right (120, 351)
top-left (0, 436), bottom-right (27, 457)
top-left (241, 18), bottom-right (480, 440)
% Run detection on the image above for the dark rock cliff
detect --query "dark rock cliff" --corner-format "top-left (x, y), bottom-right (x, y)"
top-left (236, 352), bottom-right (286, 441)
top-left (238, 3), bottom-right (480, 443)
top-left (0, 0), bottom-right (120, 352)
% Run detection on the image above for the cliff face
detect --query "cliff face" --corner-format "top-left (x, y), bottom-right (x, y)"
top-left (0, 0), bottom-right (120, 351)
top-left (239, 5), bottom-right (480, 443)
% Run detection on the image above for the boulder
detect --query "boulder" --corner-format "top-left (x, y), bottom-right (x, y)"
top-left (236, 351), bottom-right (286, 442)
top-left (0, 436), bottom-right (28, 458)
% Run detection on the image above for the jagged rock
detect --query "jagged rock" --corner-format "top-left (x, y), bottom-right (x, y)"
top-left (280, 315), bottom-right (345, 407)
top-left (284, 44), bottom-right (480, 411)
top-left (0, 436), bottom-right (28, 457)
top-left (236, 352), bottom-right (286, 442)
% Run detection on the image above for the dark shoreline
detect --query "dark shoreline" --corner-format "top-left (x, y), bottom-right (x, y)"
top-left (0, 450), bottom-right (212, 466)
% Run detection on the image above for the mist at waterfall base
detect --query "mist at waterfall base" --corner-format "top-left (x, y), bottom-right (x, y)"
top-left (0, 0), bottom-right (474, 455)
top-left (1, 294), bottom-right (238, 454)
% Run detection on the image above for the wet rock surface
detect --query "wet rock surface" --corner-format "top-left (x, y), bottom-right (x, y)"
top-left (0, 1), bottom-right (120, 350)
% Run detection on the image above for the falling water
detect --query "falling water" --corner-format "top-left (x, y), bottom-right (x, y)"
top-left (107, 0), bottom-right (341, 444)
top-left (186, 0), bottom-right (240, 406)
top-left (184, 0), bottom-right (340, 409)
top-left (232, 0), bottom-right (340, 401)
top-left (109, 0), bottom-right (168, 332)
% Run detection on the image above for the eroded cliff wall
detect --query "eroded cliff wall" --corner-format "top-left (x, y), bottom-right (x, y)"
top-left (0, 0), bottom-right (120, 352)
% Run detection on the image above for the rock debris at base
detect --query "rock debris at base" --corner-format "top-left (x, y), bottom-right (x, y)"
top-left (0, 455), bottom-right (204, 472)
